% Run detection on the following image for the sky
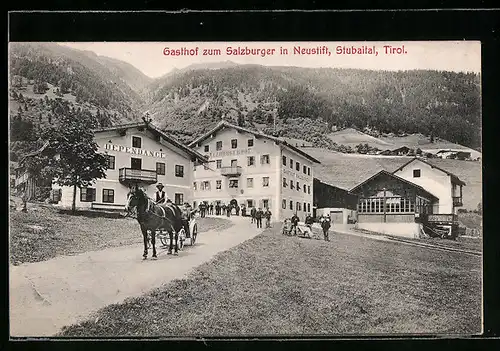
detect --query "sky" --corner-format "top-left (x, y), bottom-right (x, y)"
top-left (60, 41), bottom-right (481, 79)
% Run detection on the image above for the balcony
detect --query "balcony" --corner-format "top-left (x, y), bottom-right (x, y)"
top-left (452, 196), bottom-right (463, 207)
top-left (119, 168), bottom-right (157, 184)
top-left (220, 166), bottom-right (242, 177)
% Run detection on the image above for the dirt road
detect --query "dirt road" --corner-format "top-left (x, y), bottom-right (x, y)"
top-left (10, 215), bottom-right (263, 337)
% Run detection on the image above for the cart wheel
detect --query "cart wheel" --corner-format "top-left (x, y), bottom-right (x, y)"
top-left (191, 224), bottom-right (198, 245)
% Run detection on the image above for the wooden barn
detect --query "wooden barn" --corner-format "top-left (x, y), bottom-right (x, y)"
top-left (349, 170), bottom-right (438, 238)
top-left (313, 178), bottom-right (358, 224)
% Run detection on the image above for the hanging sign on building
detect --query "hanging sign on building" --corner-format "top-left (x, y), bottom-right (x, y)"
top-left (103, 143), bottom-right (166, 158)
top-left (208, 148), bottom-right (252, 159)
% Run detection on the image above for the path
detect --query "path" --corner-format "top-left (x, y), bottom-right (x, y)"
top-left (10, 215), bottom-right (263, 337)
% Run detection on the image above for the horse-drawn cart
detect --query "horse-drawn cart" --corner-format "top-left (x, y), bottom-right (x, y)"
top-left (281, 219), bottom-right (315, 239)
top-left (151, 217), bottom-right (198, 249)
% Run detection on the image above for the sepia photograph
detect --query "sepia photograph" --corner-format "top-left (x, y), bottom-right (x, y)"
top-left (8, 41), bottom-right (482, 338)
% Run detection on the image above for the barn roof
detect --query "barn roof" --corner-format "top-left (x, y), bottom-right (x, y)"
top-left (393, 157), bottom-right (466, 186)
top-left (349, 169), bottom-right (439, 201)
top-left (188, 120), bottom-right (321, 164)
top-left (93, 120), bottom-right (208, 163)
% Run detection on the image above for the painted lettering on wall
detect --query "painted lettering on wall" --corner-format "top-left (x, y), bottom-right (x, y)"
top-left (208, 148), bottom-right (251, 159)
top-left (103, 143), bottom-right (166, 158)
top-left (282, 167), bottom-right (310, 181)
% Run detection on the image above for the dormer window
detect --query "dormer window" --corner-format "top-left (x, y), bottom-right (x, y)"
top-left (413, 169), bottom-right (421, 178)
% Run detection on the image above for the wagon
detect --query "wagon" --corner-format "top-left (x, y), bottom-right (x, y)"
top-left (148, 217), bottom-right (198, 249)
top-left (296, 223), bottom-right (314, 239)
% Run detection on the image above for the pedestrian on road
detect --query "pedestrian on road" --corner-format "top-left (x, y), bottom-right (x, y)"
top-left (250, 207), bottom-right (257, 223)
top-left (255, 207), bottom-right (263, 228)
top-left (322, 214), bottom-right (332, 241)
top-left (226, 205), bottom-right (231, 217)
top-left (291, 213), bottom-right (299, 235)
top-left (210, 203), bottom-right (214, 215)
top-left (236, 205), bottom-right (240, 216)
top-left (264, 208), bottom-right (272, 228)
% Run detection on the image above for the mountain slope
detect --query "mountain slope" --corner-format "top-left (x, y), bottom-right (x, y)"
top-left (95, 55), bottom-right (153, 94)
top-left (142, 64), bottom-right (481, 148)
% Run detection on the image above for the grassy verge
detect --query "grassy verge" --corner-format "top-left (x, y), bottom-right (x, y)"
top-left (391, 236), bottom-right (482, 253)
top-left (58, 226), bottom-right (482, 337)
top-left (9, 204), bottom-right (233, 265)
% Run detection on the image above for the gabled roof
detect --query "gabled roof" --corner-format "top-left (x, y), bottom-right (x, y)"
top-left (188, 120), bottom-right (321, 164)
top-left (392, 157), bottom-right (466, 186)
top-left (349, 169), bottom-right (439, 201)
top-left (93, 120), bottom-right (208, 163)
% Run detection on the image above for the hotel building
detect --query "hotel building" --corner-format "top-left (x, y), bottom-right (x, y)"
top-left (188, 121), bottom-right (320, 220)
top-left (51, 121), bottom-right (207, 210)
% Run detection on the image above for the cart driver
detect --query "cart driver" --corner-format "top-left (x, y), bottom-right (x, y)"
top-left (155, 183), bottom-right (167, 204)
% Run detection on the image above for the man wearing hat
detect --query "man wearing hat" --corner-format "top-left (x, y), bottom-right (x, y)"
top-left (155, 183), bottom-right (167, 204)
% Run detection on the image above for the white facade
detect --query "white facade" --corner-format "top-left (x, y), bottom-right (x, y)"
top-left (393, 158), bottom-right (463, 214)
top-left (52, 123), bottom-right (205, 211)
top-left (190, 122), bottom-right (318, 220)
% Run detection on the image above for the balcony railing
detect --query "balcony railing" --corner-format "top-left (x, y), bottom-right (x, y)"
top-left (452, 196), bottom-right (463, 207)
top-left (220, 166), bottom-right (242, 177)
top-left (119, 168), bottom-right (157, 184)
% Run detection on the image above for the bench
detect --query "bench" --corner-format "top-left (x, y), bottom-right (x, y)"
top-left (91, 203), bottom-right (125, 211)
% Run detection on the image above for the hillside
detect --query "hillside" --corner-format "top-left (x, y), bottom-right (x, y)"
top-left (306, 148), bottom-right (482, 211)
top-left (142, 64), bottom-right (481, 148)
top-left (8, 43), bottom-right (150, 161)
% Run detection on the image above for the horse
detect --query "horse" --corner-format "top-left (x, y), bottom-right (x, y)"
top-left (321, 219), bottom-right (331, 241)
top-left (125, 184), bottom-right (184, 259)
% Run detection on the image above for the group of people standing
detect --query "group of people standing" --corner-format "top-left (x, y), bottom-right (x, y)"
top-left (250, 207), bottom-right (272, 229)
top-left (197, 202), bottom-right (249, 218)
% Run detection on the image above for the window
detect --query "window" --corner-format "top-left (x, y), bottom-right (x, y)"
top-left (247, 156), bottom-right (255, 166)
top-left (102, 189), bottom-right (114, 203)
top-left (175, 165), bottom-right (184, 177)
top-left (231, 139), bottom-right (238, 149)
top-left (289, 201), bottom-right (293, 210)
top-left (263, 199), bottom-right (269, 209)
top-left (80, 187), bottom-right (96, 202)
top-left (413, 169), bottom-right (421, 178)
top-left (201, 181), bottom-right (211, 191)
top-left (290, 181), bottom-right (295, 190)
top-left (296, 181), bottom-right (300, 191)
top-left (174, 193), bottom-right (184, 205)
top-left (282, 199), bottom-right (287, 209)
top-left (282, 155), bottom-right (287, 166)
top-left (308, 185), bottom-right (311, 194)
top-left (262, 177), bottom-right (269, 187)
top-left (248, 139), bottom-right (254, 147)
top-left (193, 182), bottom-right (197, 191)
top-left (231, 159), bottom-right (238, 168)
top-left (156, 162), bottom-right (165, 175)
top-left (132, 136), bottom-right (142, 148)
top-left (216, 160), bottom-right (222, 169)
top-left (216, 180), bottom-right (222, 190)
top-left (303, 184), bottom-right (307, 193)
top-left (290, 159), bottom-right (293, 169)
top-left (204, 145), bottom-right (209, 152)
top-left (303, 165), bottom-right (307, 174)
top-left (247, 178), bottom-right (254, 188)
top-left (247, 199), bottom-right (254, 208)
top-left (283, 177), bottom-right (287, 188)
top-left (308, 167), bottom-right (311, 176)
top-left (307, 203), bottom-right (311, 212)
top-left (304, 202), bottom-right (307, 212)
top-left (357, 197), bottom-right (415, 214)
top-left (296, 162), bottom-right (300, 171)
top-left (261, 154), bottom-right (270, 165)
top-left (105, 155), bottom-right (115, 170)
top-left (229, 179), bottom-right (239, 188)
top-left (297, 202), bottom-right (301, 211)
top-left (216, 141), bottom-right (222, 151)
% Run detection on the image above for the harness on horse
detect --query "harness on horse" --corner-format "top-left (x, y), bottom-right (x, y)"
top-left (125, 196), bottom-right (170, 221)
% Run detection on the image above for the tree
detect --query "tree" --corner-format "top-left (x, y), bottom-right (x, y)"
top-left (48, 112), bottom-right (108, 213)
